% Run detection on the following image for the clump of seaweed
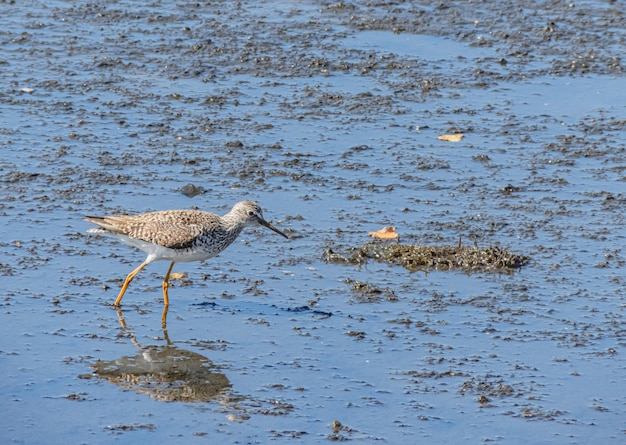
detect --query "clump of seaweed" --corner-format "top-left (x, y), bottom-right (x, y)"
top-left (323, 241), bottom-right (529, 273)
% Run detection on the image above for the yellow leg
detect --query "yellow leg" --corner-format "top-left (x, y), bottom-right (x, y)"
top-left (161, 304), bottom-right (169, 330)
top-left (114, 260), bottom-right (149, 306)
top-left (162, 261), bottom-right (175, 306)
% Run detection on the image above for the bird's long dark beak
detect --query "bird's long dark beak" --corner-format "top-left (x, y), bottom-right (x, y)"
top-left (259, 218), bottom-right (288, 238)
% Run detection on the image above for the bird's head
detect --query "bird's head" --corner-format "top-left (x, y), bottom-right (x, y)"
top-left (232, 200), bottom-right (288, 238)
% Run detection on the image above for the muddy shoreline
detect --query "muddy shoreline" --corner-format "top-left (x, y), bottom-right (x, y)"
top-left (1, 1), bottom-right (625, 443)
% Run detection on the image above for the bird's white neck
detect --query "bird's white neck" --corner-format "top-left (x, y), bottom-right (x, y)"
top-left (221, 210), bottom-right (247, 232)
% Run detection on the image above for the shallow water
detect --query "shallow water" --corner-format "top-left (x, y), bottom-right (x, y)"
top-left (1, 0), bottom-right (625, 443)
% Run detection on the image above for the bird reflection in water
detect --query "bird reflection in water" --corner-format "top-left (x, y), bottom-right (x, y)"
top-left (91, 311), bottom-right (231, 403)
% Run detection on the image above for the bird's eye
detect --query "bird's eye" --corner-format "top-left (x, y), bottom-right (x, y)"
top-left (248, 210), bottom-right (255, 216)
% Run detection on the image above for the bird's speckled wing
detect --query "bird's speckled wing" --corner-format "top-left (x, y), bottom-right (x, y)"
top-left (85, 210), bottom-right (220, 249)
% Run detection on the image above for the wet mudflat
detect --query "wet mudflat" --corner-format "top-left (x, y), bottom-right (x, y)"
top-left (1, 0), bottom-right (625, 443)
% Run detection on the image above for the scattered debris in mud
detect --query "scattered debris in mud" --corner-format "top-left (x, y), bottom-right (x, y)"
top-left (345, 330), bottom-right (366, 340)
top-left (345, 278), bottom-right (397, 303)
top-left (3, 0), bottom-right (625, 443)
top-left (323, 241), bottom-right (529, 273)
top-left (179, 183), bottom-right (207, 198)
